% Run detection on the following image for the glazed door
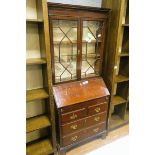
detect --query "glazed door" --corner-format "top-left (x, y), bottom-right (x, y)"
top-left (81, 20), bottom-right (106, 78)
top-left (49, 17), bottom-right (106, 84)
top-left (49, 18), bottom-right (80, 83)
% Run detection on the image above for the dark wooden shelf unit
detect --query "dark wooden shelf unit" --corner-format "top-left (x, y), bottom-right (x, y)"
top-left (102, 0), bottom-right (129, 130)
top-left (26, 0), bottom-right (56, 154)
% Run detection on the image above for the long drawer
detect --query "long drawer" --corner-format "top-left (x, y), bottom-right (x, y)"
top-left (62, 122), bottom-right (106, 147)
top-left (61, 112), bottom-right (107, 135)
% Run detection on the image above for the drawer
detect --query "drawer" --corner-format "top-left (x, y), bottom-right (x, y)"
top-left (85, 122), bottom-right (106, 138)
top-left (61, 119), bottom-right (85, 135)
top-left (88, 102), bottom-right (108, 115)
top-left (61, 108), bottom-right (87, 123)
top-left (62, 129), bottom-right (86, 146)
top-left (86, 112), bottom-right (107, 127)
top-left (62, 122), bottom-right (106, 147)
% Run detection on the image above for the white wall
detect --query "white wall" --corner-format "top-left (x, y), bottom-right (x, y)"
top-left (47, 0), bottom-right (102, 7)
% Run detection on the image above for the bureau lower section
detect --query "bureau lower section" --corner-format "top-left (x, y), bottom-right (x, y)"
top-left (56, 97), bottom-right (109, 147)
top-left (53, 77), bottom-right (110, 154)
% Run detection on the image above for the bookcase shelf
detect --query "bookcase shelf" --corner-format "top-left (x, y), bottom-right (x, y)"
top-left (26, 88), bottom-right (49, 102)
top-left (26, 115), bottom-right (51, 133)
top-left (115, 75), bottom-right (129, 82)
top-left (119, 52), bottom-right (129, 57)
top-left (112, 96), bottom-right (127, 106)
top-left (26, 58), bottom-right (47, 65)
top-left (122, 23), bottom-right (129, 27)
top-left (26, 138), bottom-right (54, 155)
top-left (26, 19), bottom-right (43, 23)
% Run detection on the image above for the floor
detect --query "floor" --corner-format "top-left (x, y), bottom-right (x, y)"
top-left (67, 125), bottom-right (129, 155)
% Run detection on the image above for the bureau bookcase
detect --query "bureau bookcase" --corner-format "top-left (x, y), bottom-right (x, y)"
top-left (48, 3), bottom-right (110, 155)
top-left (102, 0), bottom-right (129, 130)
top-left (26, 0), bottom-right (56, 154)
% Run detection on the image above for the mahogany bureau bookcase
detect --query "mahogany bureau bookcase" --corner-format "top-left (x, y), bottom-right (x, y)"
top-left (48, 3), bottom-right (110, 155)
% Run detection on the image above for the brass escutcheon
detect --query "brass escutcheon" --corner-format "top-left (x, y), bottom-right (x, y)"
top-left (95, 107), bottom-right (100, 112)
top-left (70, 124), bottom-right (77, 130)
top-left (94, 116), bottom-right (100, 121)
top-left (70, 114), bottom-right (77, 120)
top-left (93, 128), bottom-right (99, 132)
top-left (71, 136), bottom-right (78, 141)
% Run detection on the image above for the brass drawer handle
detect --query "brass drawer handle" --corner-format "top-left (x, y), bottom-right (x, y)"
top-left (94, 116), bottom-right (100, 122)
top-left (70, 114), bottom-right (77, 120)
top-left (93, 128), bottom-right (99, 133)
top-left (95, 107), bottom-right (100, 113)
top-left (71, 136), bottom-right (78, 142)
top-left (70, 124), bottom-right (78, 130)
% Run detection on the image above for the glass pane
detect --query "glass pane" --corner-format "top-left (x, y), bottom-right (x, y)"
top-left (82, 20), bottom-right (104, 78)
top-left (52, 20), bottom-right (78, 83)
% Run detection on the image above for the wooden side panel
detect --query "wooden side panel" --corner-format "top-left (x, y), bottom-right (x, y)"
top-left (42, 0), bottom-right (57, 150)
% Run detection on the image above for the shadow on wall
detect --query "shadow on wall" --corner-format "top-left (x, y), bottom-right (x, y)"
top-left (47, 0), bottom-right (102, 7)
